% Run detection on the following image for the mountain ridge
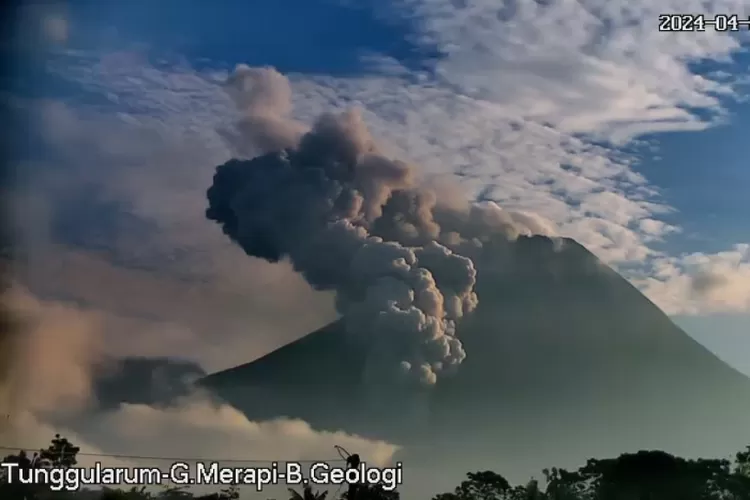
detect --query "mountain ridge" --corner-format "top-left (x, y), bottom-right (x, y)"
top-left (199, 233), bottom-right (750, 473)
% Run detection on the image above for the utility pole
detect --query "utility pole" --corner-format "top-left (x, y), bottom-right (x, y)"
top-left (345, 452), bottom-right (361, 500)
top-left (334, 445), bottom-right (362, 500)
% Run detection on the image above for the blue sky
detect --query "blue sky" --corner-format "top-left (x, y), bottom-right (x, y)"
top-left (4, 0), bottom-right (750, 492)
top-left (634, 93), bottom-right (750, 251)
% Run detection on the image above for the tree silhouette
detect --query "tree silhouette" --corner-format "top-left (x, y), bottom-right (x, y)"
top-left (434, 471), bottom-right (513, 500)
top-left (340, 483), bottom-right (399, 500)
top-left (99, 485), bottom-right (240, 499)
top-left (39, 433), bottom-right (81, 468)
top-left (575, 450), bottom-right (734, 499)
top-left (100, 486), bottom-right (153, 499)
top-left (508, 479), bottom-right (545, 500)
top-left (433, 445), bottom-right (750, 500)
top-left (288, 484), bottom-right (329, 500)
top-left (0, 434), bottom-right (79, 499)
top-left (5, 434), bottom-right (750, 499)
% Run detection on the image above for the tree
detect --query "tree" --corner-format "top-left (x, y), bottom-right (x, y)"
top-left (39, 433), bottom-right (81, 468)
top-left (0, 434), bottom-right (79, 500)
top-left (505, 479), bottom-right (545, 500)
top-left (198, 484), bottom-right (241, 499)
top-left (721, 447), bottom-right (750, 499)
top-left (0, 449), bottom-right (36, 499)
top-left (572, 450), bottom-right (735, 500)
top-left (100, 486), bottom-right (154, 499)
top-left (433, 471), bottom-right (513, 500)
top-left (98, 485), bottom-right (240, 499)
top-left (0, 433), bottom-right (82, 472)
top-left (338, 483), bottom-right (399, 500)
top-left (542, 467), bottom-right (590, 500)
top-left (0, 434), bottom-right (245, 500)
top-left (289, 485), bottom-right (329, 500)
top-left (433, 444), bottom-right (750, 500)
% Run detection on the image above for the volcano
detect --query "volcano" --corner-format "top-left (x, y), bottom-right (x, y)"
top-left (199, 234), bottom-right (750, 481)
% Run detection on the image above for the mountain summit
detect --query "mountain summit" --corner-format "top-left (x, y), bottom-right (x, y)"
top-left (200, 234), bottom-right (750, 476)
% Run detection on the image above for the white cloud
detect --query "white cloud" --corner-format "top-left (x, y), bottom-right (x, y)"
top-left (394, 0), bottom-right (749, 141)
top-left (637, 244), bottom-right (750, 315)
top-left (78, 396), bottom-right (398, 467)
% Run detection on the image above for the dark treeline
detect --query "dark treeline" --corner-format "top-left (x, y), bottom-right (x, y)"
top-left (2, 435), bottom-right (750, 499)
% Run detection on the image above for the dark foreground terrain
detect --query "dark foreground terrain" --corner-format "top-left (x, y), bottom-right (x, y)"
top-left (3, 432), bottom-right (750, 499)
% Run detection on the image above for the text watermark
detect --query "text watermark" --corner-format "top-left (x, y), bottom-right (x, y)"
top-left (1, 461), bottom-right (403, 492)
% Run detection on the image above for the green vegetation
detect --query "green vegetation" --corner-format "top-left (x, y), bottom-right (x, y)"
top-left (2, 435), bottom-right (750, 499)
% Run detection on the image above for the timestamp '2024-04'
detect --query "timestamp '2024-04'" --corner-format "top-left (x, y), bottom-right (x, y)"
top-left (659, 14), bottom-right (750, 31)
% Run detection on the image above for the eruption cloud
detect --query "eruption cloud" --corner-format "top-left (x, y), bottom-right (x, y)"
top-left (206, 66), bottom-right (557, 385)
top-left (206, 66), bottom-right (480, 386)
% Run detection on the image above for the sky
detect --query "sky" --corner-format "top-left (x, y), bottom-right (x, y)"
top-left (2, 0), bottom-right (750, 496)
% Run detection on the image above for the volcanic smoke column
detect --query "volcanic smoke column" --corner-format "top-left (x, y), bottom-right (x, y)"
top-left (205, 66), bottom-right (478, 385)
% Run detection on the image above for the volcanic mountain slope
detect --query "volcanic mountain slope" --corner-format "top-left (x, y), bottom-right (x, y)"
top-left (200, 234), bottom-right (750, 469)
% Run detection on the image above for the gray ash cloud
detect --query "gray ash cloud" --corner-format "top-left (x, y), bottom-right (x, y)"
top-left (206, 65), bottom-right (554, 386)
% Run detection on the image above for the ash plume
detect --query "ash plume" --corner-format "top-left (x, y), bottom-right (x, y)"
top-left (207, 67), bottom-right (482, 386)
top-left (207, 66), bottom-right (557, 385)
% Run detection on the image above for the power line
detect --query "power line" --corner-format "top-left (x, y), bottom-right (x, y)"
top-left (0, 445), bottom-right (345, 464)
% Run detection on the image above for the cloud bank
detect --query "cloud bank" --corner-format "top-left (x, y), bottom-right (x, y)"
top-left (0, 287), bottom-right (399, 492)
top-left (637, 244), bottom-right (750, 315)
top-left (396, 0), bottom-right (749, 141)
